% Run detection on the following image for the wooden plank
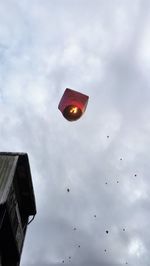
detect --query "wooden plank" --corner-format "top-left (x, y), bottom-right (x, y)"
top-left (0, 155), bottom-right (18, 204)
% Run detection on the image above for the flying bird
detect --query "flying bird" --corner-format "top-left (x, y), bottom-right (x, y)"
top-left (106, 230), bottom-right (109, 234)
top-left (67, 188), bottom-right (70, 192)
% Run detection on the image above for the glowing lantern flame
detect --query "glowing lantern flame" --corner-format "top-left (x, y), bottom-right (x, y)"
top-left (63, 105), bottom-right (82, 121)
top-left (70, 107), bottom-right (78, 114)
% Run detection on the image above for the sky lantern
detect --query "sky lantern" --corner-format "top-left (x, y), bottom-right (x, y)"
top-left (58, 88), bottom-right (89, 121)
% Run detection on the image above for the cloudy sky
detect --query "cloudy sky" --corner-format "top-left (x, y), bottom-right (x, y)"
top-left (1, 0), bottom-right (150, 265)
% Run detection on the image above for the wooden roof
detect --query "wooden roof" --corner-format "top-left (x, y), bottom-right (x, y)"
top-left (0, 152), bottom-right (36, 216)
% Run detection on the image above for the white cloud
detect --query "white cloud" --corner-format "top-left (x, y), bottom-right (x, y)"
top-left (128, 238), bottom-right (146, 257)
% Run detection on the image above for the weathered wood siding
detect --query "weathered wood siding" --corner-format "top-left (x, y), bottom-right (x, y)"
top-left (0, 155), bottom-right (18, 204)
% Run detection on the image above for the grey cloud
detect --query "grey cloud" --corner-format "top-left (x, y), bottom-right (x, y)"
top-left (0, 0), bottom-right (150, 266)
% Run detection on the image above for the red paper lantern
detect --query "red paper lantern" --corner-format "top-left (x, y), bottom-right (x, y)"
top-left (58, 88), bottom-right (89, 121)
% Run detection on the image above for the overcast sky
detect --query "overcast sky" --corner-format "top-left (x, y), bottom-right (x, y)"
top-left (1, 0), bottom-right (150, 265)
